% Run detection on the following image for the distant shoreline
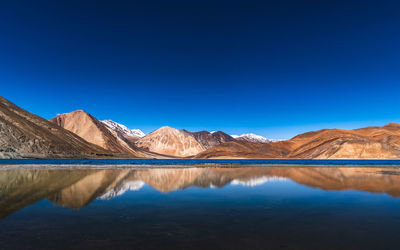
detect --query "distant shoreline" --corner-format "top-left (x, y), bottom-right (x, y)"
top-left (1, 159), bottom-right (400, 169)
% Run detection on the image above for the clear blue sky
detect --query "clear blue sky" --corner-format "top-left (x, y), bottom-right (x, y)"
top-left (1, 0), bottom-right (400, 139)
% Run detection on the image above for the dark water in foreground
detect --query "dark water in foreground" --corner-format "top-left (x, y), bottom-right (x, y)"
top-left (1, 163), bottom-right (400, 249)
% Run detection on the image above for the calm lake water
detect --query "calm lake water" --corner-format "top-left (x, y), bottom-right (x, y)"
top-left (1, 160), bottom-right (400, 249)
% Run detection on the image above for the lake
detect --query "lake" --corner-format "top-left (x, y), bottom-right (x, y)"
top-left (1, 160), bottom-right (400, 249)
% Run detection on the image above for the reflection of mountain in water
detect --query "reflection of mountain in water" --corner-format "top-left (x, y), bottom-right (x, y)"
top-left (99, 180), bottom-right (145, 200)
top-left (231, 176), bottom-right (287, 187)
top-left (2, 166), bottom-right (400, 219)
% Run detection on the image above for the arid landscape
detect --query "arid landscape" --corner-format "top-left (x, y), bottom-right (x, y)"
top-left (2, 1), bottom-right (400, 249)
top-left (1, 96), bottom-right (400, 159)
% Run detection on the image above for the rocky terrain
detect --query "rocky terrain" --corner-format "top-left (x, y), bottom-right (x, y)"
top-left (0, 97), bottom-right (114, 159)
top-left (101, 120), bottom-right (145, 144)
top-left (190, 130), bottom-right (236, 150)
top-left (286, 125), bottom-right (400, 159)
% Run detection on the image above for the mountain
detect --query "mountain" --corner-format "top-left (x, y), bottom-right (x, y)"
top-left (50, 111), bottom-right (152, 158)
top-left (135, 126), bottom-right (203, 157)
top-left (232, 133), bottom-right (272, 143)
top-left (3, 96), bottom-right (400, 159)
top-left (0, 96), bottom-right (114, 159)
top-left (287, 124), bottom-right (400, 159)
top-left (195, 124), bottom-right (400, 159)
top-left (135, 127), bottom-right (236, 157)
top-left (101, 120), bottom-right (145, 139)
top-left (194, 140), bottom-right (293, 159)
top-left (190, 130), bottom-right (235, 150)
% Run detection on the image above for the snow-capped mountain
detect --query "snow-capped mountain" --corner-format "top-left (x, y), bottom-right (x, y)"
top-left (231, 133), bottom-right (272, 143)
top-left (102, 120), bottom-right (145, 138)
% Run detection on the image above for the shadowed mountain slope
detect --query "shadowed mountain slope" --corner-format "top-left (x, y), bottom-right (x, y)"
top-left (190, 130), bottom-right (235, 150)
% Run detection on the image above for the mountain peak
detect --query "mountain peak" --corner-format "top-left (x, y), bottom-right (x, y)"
top-left (68, 110), bottom-right (89, 115)
top-left (136, 126), bottom-right (203, 157)
top-left (153, 126), bottom-right (180, 134)
top-left (232, 133), bottom-right (272, 143)
top-left (385, 123), bottom-right (400, 128)
top-left (101, 120), bottom-right (145, 138)
top-left (50, 111), bottom-right (149, 156)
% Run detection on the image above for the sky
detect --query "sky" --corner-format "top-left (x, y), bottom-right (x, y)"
top-left (1, 0), bottom-right (400, 139)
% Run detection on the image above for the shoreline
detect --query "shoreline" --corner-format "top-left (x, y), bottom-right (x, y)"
top-left (1, 162), bottom-right (400, 170)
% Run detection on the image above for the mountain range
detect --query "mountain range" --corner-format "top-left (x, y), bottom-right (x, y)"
top-left (1, 96), bottom-right (400, 159)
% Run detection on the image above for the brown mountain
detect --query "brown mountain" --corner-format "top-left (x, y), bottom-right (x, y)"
top-left (287, 124), bottom-right (400, 158)
top-left (0, 96), bottom-right (113, 159)
top-left (135, 126), bottom-right (203, 157)
top-left (50, 110), bottom-right (154, 158)
top-left (190, 130), bottom-right (235, 150)
top-left (135, 127), bottom-right (236, 157)
top-left (195, 124), bottom-right (400, 159)
top-left (194, 140), bottom-right (293, 159)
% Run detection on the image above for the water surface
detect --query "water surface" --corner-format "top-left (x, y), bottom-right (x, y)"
top-left (1, 163), bottom-right (400, 249)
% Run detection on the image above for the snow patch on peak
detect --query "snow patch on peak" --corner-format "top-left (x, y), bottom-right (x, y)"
top-left (232, 133), bottom-right (272, 143)
top-left (102, 120), bottom-right (145, 138)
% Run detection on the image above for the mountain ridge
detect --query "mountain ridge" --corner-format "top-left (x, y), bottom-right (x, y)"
top-left (2, 96), bottom-right (400, 159)
top-left (0, 97), bottom-right (114, 159)
top-left (195, 124), bottom-right (400, 159)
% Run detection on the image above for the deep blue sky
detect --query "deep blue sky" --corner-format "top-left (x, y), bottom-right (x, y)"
top-left (1, 0), bottom-right (400, 139)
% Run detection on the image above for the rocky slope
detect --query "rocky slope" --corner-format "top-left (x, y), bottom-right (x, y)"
top-left (0, 97), bottom-right (113, 159)
top-left (194, 140), bottom-right (293, 159)
top-left (50, 111), bottom-right (153, 158)
top-left (190, 130), bottom-right (235, 150)
top-left (287, 124), bottom-right (400, 159)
